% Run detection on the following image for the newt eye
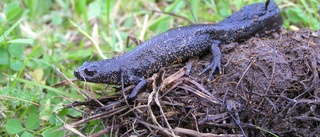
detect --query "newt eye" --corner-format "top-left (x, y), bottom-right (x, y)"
top-left (84, 68), bottom-right (96, 76)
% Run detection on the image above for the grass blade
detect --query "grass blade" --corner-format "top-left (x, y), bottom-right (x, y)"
top-left (0, 18), bottom-right (23, 43)
top-left (68, 19), bottom-right (107, 59)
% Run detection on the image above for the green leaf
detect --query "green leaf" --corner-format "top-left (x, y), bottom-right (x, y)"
top-left (30, 68), bottom-right (44, 83)
top-left (5, 2), bottom-right (23, 21)
top-left (0, 16), bottom-right (4, 24)
top-left (5, 118), bottom-right (24, 134)
top-left (285, 8), bottom-right (303, 24)
top-left (25, 0), bottom-right (38, 18)
top-left (0, 48), bottom-right (10, 65)
top-left (42, 126), bottom-right (64, 137)
top-left (25, 113), bottom-right (40, 130)
top-left (52, 12), bottom-right (63, 26)
top-left (48, 114), bottom-right (57, 124)
top-left (88, 1), bottom-right (102, 18)
top-left (5, 2), bottom-right (19, 15)
top-left (8, 43), bottom-right (24, 58)
top-left (29, 105), bottom-right (38, 113)
top-left (74, 0), bottom-right (84, 16)
top-left (10, 59), bottom-right (24, 71)
top-left (40, 99), bottom-right (51, 121)
top-left (8, 39), bottom-right (34, 44)
top-left (28, 46), bottom-right (43, 58)
top-left (38, 0), bottom-right (52, 16)
top-left (0, 87), bottom-right (10, 95)
top-left (21, 131), bottom-right (34, 137)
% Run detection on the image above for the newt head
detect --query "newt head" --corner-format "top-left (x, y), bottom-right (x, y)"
top-left (74, 59), bottom-right (121, 84)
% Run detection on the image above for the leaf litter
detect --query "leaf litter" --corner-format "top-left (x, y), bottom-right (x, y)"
top-left (65, 29), bottom-right (320, 137)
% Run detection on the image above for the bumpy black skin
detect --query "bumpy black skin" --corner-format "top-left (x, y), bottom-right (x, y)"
top-left (74, 0), bottom-right (283, 99)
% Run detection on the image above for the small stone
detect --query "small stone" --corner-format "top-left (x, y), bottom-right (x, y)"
top-left (290, 25), bottom-right (300, 32)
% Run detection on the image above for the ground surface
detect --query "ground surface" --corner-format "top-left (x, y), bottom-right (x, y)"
top-left (67, 29), bottom-right (320, 137)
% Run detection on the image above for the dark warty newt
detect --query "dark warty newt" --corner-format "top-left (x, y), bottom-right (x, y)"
top-left (74, 0), bottom-right (283, 99)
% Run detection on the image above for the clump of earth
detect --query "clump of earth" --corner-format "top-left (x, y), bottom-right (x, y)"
top-left (67, 29), bottom-right (320, 137)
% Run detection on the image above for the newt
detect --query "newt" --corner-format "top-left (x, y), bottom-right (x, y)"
top-left (74, 0), bottom-right (283, 99)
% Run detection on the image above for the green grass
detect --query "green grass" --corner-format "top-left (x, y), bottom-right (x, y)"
top-left (0, 0), bottom-right (319, 136)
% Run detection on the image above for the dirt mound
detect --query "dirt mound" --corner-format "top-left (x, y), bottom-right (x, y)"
top-left (66, 29), bottom-right (320, 137)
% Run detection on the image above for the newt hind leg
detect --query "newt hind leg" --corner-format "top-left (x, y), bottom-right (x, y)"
top-left (200, 40), bottom-right (222, 80)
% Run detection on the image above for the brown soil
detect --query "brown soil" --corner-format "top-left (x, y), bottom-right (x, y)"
top-left (66, 29), bottom-right (320, 137)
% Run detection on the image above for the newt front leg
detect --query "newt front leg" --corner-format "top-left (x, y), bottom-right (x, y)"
top-left (126, 75), bottom-right (147, 99)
